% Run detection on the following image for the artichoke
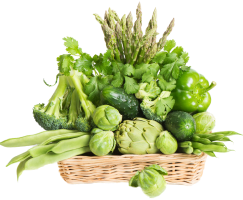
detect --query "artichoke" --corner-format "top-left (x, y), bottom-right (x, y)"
top-left (92, 105), bottom-right (122, 131)
top-left (115, 118), bottom-right (163, 154)
top-left (89, 131), bottom-right (116, 156)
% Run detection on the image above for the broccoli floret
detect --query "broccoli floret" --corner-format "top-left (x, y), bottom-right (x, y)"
top-left (135, 81), bottom-right (161, 100)
top-left (140, 91), bottom-right (175, 123)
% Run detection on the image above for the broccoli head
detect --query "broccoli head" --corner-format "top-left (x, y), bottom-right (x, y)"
top-left (33, 71), bottom-right (96, 131)
top-left (140, 91), bottom-right (175, 123)
top-left (33, 76), bottom-right (70, 130)
top-left (135, 81), bottom-right (161, 100)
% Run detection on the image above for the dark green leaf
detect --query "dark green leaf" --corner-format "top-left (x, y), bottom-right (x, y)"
top-left (171, 46), bottom-right (184, 57)
top-left (152, 52), bottom-right (167, 64)
top-left (74, 54), bottom-right (93, 76)
top-left (57, 54), bottom-right (74, 76)
top-left (157, 75), bottom-right (176, 91)
top-left (111, 72), bottom-right (124, 87)
top-left (124, 76), bottom-right (139, 94)
top-left (164, 39), bottom-right (176, 53)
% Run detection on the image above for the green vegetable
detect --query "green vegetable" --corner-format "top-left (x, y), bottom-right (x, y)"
top-left (49, 134), bottom-right (91, 154)
top-left (89, 131), bottom-right (116, 156)
top-left (17, 158), bottom-right (30, 181)
top-left (29, 144), bottom-right (56, 157)
top-left (156, 131), bottom-right (178, 154)
top-left (91, 128), bottom-right (103, 135)
top-left (25, 147), bottom-right (90, 170)
top-left (178, 146), bottom-right (194, 154)
top-left (129, 164), bottom-right (167, 198)
top-left (191, 142), bottom-right (231, 152)
top-left (193, 149), bottom-right (202, 155)
top-left (157, 39), bottom-right (190, 81)
top-left (140, 91), bottom-right (175, 123)
top-left (178, 141), bottom-right (192, 148)
top-left (100, 86), bottom-right (139, 120)
top-left (115, 118), bottom-right (163, 154)
top-left (34, 37), bottom-right (97, 131)
top-left (193, 112), bottom-right (216, 134)
top-left (92, 105), bottom-right (122, 131)
top-left (0, 129), bottom-right (79, 147)
top-left (204, 151), bottom-right (216, 157)
top-left (135, 81), bottom-right (161, 100)
top-left (94, 3), bottom-right (174, 65)
top-left (6, 151), bottom-right (31, 167)
top-left (171, 69), bottom-right (216, 113)
top-left (164, 111), bottom-right (196, 142)
top-left (192, 135), bottom-right (212, 144)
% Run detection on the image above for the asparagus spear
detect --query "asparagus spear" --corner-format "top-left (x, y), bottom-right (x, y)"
top-left (132, 3), bottom-right (142, 55)
top-left (125, 12), bottom-right (133, 63)
top-left (108, 8), bottom-right (116, 31)
top-left (93, 14), bottom-right (104, 25)
top-left (157, 18), bottom-right (175, 52)
top-left (112, 10), bottom-right (120, 23)
top-left (115, 23), bottom-right (125, 62)
top-left (103, 23), bottom-right (121, 62)
top-left (131, 27), bottom-right (157, 65)
top-left (120, 14), bottom-right (127, 59)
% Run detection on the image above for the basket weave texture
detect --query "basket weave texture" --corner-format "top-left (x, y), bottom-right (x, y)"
top-left (58, 153), bottom-right (207, 185)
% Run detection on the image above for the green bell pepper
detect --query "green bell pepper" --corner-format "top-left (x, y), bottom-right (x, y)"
top-left (171, 69), bottom-right (216, 113)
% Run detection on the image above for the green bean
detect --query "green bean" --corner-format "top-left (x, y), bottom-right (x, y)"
top-left (211, 142), bottom-right (225, 146)
top-left (28, 144), bottom-right (56, 157)
top-left (0, 129), bottom-right (79, 147)
top-left (17, 157), bottom-right (30, 181)
top-left (179, 141), bottom-right (192, 148)
top-left (178, 147), bottom-right (193, 154)
top-left (193, 149), bottom-right (202, 155)
top-left (40, 132), bottom-right (88, 146)
top-left (192, 136), bottom-right (211, 144)
top-left (196, 134), bottom-right (211, 138)
top-left (207, 134), bottom-right (225, 141)
top-left (6, 151), bottom-right (31, 167)
top-left (191, 142), bottom-right (229, 152)
top-left (204, 151), bottom-right (216, 157)
top-left (25, 146), bottom-right (90, 170)
top-left (218, 137), bottom-right (232, 142)
top-left (212, 131), bottom-right (242, 137)
top-left (49, 134), bottom-right (91, 154)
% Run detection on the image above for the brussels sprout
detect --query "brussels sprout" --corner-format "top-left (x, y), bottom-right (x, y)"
top-left (193, 112), bottom-right (216, 134)
top-left (89, 131), bottom-right (116, 156)
top-left (92, 105), bottom-right (122, 131)
top-left (129, 164), bottom-right (167, 198)
top-left (156, 131), bottom-right (178, 154)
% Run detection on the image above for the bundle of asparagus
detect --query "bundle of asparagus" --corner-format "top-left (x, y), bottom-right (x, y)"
top-left (94, 3), bottom-right (174, 65)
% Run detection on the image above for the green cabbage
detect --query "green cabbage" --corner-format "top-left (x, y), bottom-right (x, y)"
top-left (193, 112), bottom-right (216, 134)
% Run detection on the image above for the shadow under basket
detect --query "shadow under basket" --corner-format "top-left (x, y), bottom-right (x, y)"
top-left (58, 153), bottom-right (207, 186)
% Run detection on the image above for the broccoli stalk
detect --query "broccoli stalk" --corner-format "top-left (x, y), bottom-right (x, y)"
top-left (140, 91), bottom-right (175, 123)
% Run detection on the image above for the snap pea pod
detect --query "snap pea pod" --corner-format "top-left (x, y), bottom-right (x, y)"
top-left (178, 147), bottom-right (193, 154)
top-left (6, 151), bottom-right (31, 167)
top-left (49, 134), bottom-right (91, 154)
top-left (28, 144), bottom-right (56, 157)
top-left (193, 149), bottom-right (202, 155)
top-left (0, 129), bottom-right (79, 147)
top-left (191, 142), bottom-right (230, 152)
top-left (204, 151), bottom-right (216, 157)
top-left (39, 132), bottom-right (88, 146)
top-left (192, 136), bottom-right (211, 144)
top-left (179, 141), bottom-right (192, 148)
top-left (25, 146), bottom-right (90, 170)
top-left (17, 157), bottom-right (30, 181)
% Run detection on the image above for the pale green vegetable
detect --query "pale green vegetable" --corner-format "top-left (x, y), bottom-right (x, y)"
top-left (115, 118), bottom-right (163, 154)
top-left (92, 105), bottom-right (122, 131)
top-left (156, 131), bottom-right (178, 154)
top-left (129, 164), bottom-right (167, 198)
top-left (89, 131), bottom-right (116, 156)
top-left (193, 112), bottom-right (216, 134)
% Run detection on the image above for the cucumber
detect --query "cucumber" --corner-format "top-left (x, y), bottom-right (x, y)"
top-left (100, 86), bottom-right (139, 120)
top-left (164, 111), bottom-right (196, 142)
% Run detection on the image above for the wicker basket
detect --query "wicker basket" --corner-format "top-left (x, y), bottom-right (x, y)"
top-left (58, 153), bottom-right (207, 185)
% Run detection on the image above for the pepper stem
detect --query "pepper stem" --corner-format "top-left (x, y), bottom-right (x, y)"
top-left (199, 81), bottom-right (216, 95)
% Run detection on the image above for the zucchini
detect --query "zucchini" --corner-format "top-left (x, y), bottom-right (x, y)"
top-left (100, 86), bottom-right (139, 120)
